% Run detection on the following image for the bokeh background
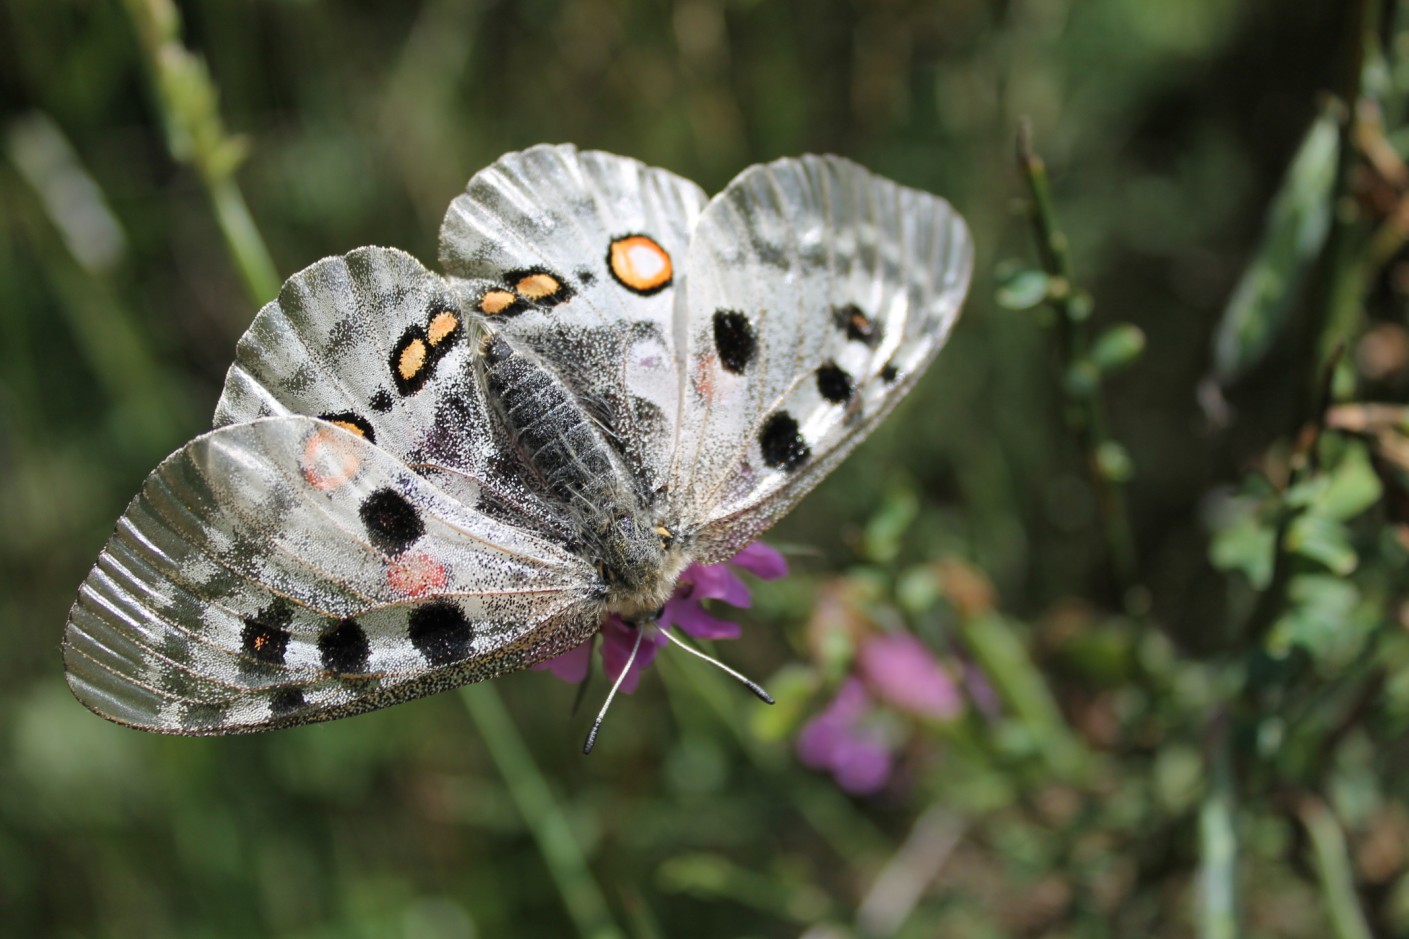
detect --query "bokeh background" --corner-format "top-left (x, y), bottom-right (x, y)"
top-left (5, 1), bottom-right (1404, 937)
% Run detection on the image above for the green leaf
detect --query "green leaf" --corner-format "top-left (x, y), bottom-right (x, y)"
top-left (1095, 440), bottom-right (1135, 484)
top-left (957, 613), bottom-right (1089, 779)
top-left (1090, 323), bottom-right (1147, 373)
top-left (995, 266), bottom-right (1050, 310)
top-left (1268, 574), bottom-right (1361, 660)
top-left (862, 487), bottom-right (919, 563)
top-left (1209, 497), bottom-right (1275, 588)
top-left (1313, 441), bottom-right (1383, 521)
top-left (1212, 107), bottom-right (1339, 382)
top-left (1286, 514), bottom-right (1358, 575)
top-left (748, 665), bottom-right (819, 743)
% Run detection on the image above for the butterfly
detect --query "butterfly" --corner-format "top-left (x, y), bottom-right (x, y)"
top-left (63, 144), bottom-right (973, 745)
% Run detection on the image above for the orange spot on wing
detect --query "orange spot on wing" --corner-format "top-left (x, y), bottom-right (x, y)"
top-left (387, 551), bottom-right (448, 598)
top-left (609, 235), bottom-right (672, 294)
top-left (398, 338), bottom-right (428, 380)
top-left (329, 419), bottom-right (366, 438)
top-left (427, 311), bottom-right (459, 346)
top-left (514, 272), bottom-right (562, 300)
top-left (479, 290), bottom-right (518, 315)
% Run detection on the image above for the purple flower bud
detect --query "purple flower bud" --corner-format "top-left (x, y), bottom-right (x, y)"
top-left (857, 633), bottom-right (963, 720)
top-left (795, 678), bottom-right (893, 795)
top-left (533, 543), bottom-right (784, 692)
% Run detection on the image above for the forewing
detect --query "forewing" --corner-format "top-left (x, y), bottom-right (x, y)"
top-left (63, 417), bottom-right (603, 735)
top-left (670, 156), bottom-right (973, 560)
top-left (438, 144), bottom-right (707, 497)
top-left (215, 245), bottom-right (572, 543)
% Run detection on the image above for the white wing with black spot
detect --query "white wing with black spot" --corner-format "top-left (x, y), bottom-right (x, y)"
top-left (216, 245), bottom-right (574, 544)
top-left (438, 144), bottom-right (708, 498)
top-left (670, 155), bottom-right (973, 560)
top-left (63, 417), bottom-right (604, 735)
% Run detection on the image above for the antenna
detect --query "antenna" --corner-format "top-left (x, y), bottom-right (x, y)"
top-left (581, 625), bottom-right (776, 755)
top-left (583, 627), bottom-right (644, 755)
top-left (661, 628), bottom-right (775, 704)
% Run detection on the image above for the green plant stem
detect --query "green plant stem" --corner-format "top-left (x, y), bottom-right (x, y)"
top-left (461, 685), bottom-right (626, 939)
top-left (1310, 0), bottom-right (1374, 382)
top-left (209, 176), bottom-right (281, 306)
top-left (1240, 345), bottom-right (1340, 651)
top-left (1016, 121), bottom-right (1138, 599)
top-left (1300, 797), bottom-right (1374, 939)
top-left (122, 0), bottom-right (280, 304)
top-left (1198, 711), bottom-right (1238, 939)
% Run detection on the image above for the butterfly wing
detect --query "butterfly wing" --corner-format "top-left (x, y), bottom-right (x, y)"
top-left (63, 416), bottom-right (603, 734)
top-left (216, 245), bottom-right (575, 544)
top-left (438, 144), bottom-right (707, 498)
top-left (668, 155), bottom-right (973, 560)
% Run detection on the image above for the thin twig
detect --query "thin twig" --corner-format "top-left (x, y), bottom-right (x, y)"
top-left (1198, 709), bottom-right (1238, 939)
top-left (1016, 120), bottom-right (1139, 600)
top-left (1299, 796), bottom-right (1374, 939)
top-left (122, 0), bottom-right (280, 304)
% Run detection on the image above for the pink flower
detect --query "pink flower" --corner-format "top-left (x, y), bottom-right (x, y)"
top-left (796, 678), bottom-right (893, 794)
top-left (796, 631), bottom-right (964, 795)
top-left (857, 632), bottom-right (963, 720)
top-left (534, 543), bottom-right (788, 692)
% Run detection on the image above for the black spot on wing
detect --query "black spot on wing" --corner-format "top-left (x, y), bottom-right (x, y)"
top-left (370, 389), bottom-right (394, 413)
top-left (408, 601), bottom-right (474, 666)
top-left (815, 362), bottom-right (855, 403)
top-left (270, 687), bottom-right (305, 716)
top-left (242, 600), bottom-right (293, 665)
top-left (712, 310), bottom-right (757, 374)
top-left (832, 304), bottom-right (879, 347)
top-left (359, 488), bottom-right (425, 555)
top-left (319, 618), bottom-right (371, 674)
top-left (880, 361), bottom-right (899, 383)
top-left (759, 411), bottom-right (810, 471)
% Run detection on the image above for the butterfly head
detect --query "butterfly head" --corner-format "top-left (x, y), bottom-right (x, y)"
top-left (596, 510), bottom-right (690, 617)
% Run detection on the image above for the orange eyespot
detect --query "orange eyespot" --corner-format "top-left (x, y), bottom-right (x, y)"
top-left (608, 235), bottom-right (672, 295)
top-left (514, 272), bottom-right (563, 300)
top-left (427, 311), bottom-right (459, 345)
top-left (479, 290), bottom-right (518, 315)
top-left (397, 338), bottom-right (428, 381)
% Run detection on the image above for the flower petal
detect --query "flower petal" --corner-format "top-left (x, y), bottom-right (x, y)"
top-left (599, 617), bottom-right (664, 695)
top-left (857, 633), bottom-right (963, 720)
top-left (730, 542), bottom-right (789, 580)
top-left (830, 736), bottom-right (893, 794)
top-left (662, 598), bottom-right (742, 640)
top-left (795, 679), bottom-right (894, 794)
top-left (686, 562), bottom-right (751, 607)
top-left (532, 638), bottom-right (593, 684)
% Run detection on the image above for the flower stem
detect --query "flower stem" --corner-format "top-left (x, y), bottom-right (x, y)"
top-left (460, 684), bottom-right (626, 939)
top-left (1197, 711), bottom-right (1238, 939)
top-left (1016, 121), bottom-right (1139, 602)
top-left (1299, 796), bottom-right (1374, 939)
top-left (122, 0), bottom-right (280, 304)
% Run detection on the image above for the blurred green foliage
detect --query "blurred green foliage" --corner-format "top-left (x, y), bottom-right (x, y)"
top-left (4, 0), bottom-right (1408, 937)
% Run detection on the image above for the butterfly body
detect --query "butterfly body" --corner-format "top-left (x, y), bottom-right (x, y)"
top-left (479, 329), bottom-right (683, 616)
top-left (63, 145), bottom-right (973, 735)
